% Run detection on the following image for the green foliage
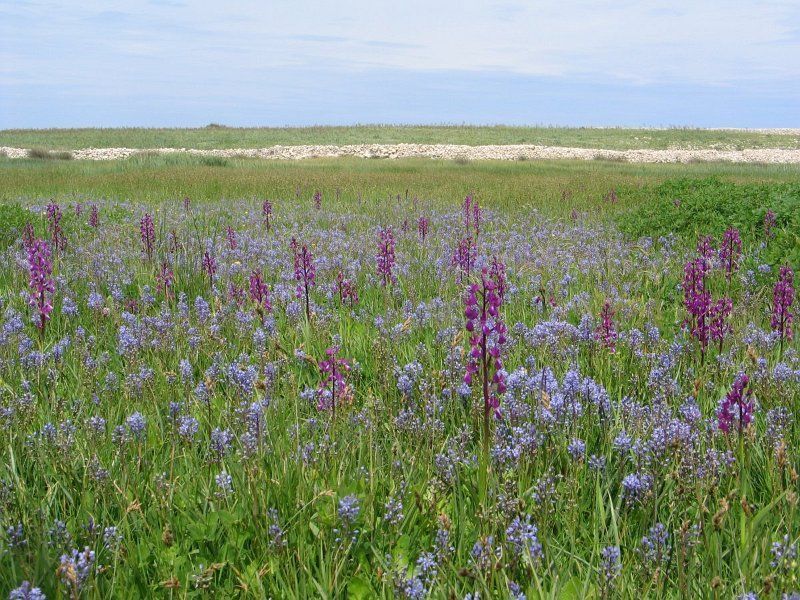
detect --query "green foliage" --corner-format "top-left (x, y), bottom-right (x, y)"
top-left (617, 177), bottom-right (800, 266)
top-left (1, 158), bottom-right (799, 598)
top-left (26, 148), bottom-right (73, 160)
top-left (2, 125), bottom-right (800, 151)
top-left (1, 154), bottom-right (797, 219)
top-left (0, 203), bottom-right (34, 250)
top-left (199, 156), bottom-right (230, 167)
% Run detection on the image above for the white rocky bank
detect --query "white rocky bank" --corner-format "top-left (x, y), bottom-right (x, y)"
top-left (3, 143), bottom-right (800, 164)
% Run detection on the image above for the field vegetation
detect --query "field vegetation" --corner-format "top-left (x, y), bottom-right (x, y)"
top-left (0, 154), bottom-right (798, 598)
top-left (2, 125), bottom-right (799, 151)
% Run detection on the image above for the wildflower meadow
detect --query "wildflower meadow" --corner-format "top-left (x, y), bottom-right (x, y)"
top-left (0, 183), bottom-right (798, 599)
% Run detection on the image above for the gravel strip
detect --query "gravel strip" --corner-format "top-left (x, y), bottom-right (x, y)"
top-left (3, 144), bottom-right (800, 163)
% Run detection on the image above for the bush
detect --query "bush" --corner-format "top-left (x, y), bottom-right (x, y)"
top-left (617, 177), bottom-right (800, 266)
top-left (27, 148), bottom-right (73, 160)
top-left (199, 156), bottom-right (229, 167)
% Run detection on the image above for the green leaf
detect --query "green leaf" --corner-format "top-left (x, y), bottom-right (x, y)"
top-left (347, 575), bottom-right (372, 600)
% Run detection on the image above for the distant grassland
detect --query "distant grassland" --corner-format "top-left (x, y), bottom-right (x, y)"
top-left (2, 125), bottom-right (800, 151)
top-left (2, 154), bottom-right (799, 267)
top-left (1, 154), bottom-right (797, 215)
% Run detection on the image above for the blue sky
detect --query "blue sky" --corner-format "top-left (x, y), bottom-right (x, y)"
top-left (2, 0), bottom-right (799, 128)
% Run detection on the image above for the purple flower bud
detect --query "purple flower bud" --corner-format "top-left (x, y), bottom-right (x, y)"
top-left (140, 213), bottom-right (155, 259)
top-left (595, 300), bottom-right (617, 352)
top-left (27, 239), bottom-right (55, 332)
top-left (719, 227), bottom-right (742, 283)
top-left (717, 373), bottom-right (754, 434)
top-left (771, 265), bottom-right (794, 343)
top-left (376, 227), bottom-right (397, 286)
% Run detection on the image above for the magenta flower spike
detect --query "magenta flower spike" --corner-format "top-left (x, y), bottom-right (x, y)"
top-left (489, 257), bottom-right (507, 304)
top-left (417, 216), bottom-right (430, 242)
top-left (89, 205), bottom-right (99, 229)
top-left (202, 250), bottom-right (217, 286)
top-left (683, 258), bottom-right (712, 359)
top-left (226, 226), bottom-right (237, 250)
top-left (140, 213), bottom-right (155, 260)
top-left (764, 209), bottom-right (776, 239)
top-left (27, 238), bottom-right (55, 334)
top-left (317, 345), bottom-right (351, 416)
top-left (771, 265), bottom-right (795, 349)
top-left (719, 227), bottom-right (742, 284)
top-left (717, 373), bottom-right (754, 434)
top-left (291, 238), bottom-right (316, 320)
top-left (157, 260), bottom-right (174, 299)
top-left (336, 272), bottom-right (358, 306)
top-left (46, 202), bottom-right (66, 252)
top-left (463, 194), bottom-right (472, 230)
top-left (228, 282), bottom-right (246, 306)
top-left (22, 222), bottom-right (35, 251)
top-left (376, 227), bottom-right (396, 286)
top-left (595, 300), bottom-right (617, 352)
top-left (263, 199), bottom-right (273, 230)
top-left (462, 194), bottom-right (482, 238)
top-left (452, 236), bottom-right (476, 283)
top-left (464, 262), bottom-right (508, 505)
top-left (464, 263), bottom-right (508, 420)
top-left (710, 296), bottom-right (733, 352)
top-left (696, 235), bottom-right (715, 267)
top-left (248, 269), bottom-right (272, 314)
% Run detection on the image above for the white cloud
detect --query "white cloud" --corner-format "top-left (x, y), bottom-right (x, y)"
top-left (1, 0), bottom-right (798, 126)
top-left (3, 0), bottom-right (799, 84)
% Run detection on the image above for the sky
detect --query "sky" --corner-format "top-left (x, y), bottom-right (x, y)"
top-left (1, 0), bottom-right (799, 128)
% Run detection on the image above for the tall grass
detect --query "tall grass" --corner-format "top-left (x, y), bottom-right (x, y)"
top-left (2, 125), bottom-right (799, 151)
top-left (0, 180), bottom-right (800, 598)
top-left (0, 159), bottom-right (797, 597)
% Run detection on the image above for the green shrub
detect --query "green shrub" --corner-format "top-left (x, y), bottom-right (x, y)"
top-left (0, 203), bottom-right (35, 249)
top-left (199, 155), bottom-right (229, 167)
top-left (27, 148), bottom-right (73, 160)
top-left (617, 177), bottom-right (800, 266)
